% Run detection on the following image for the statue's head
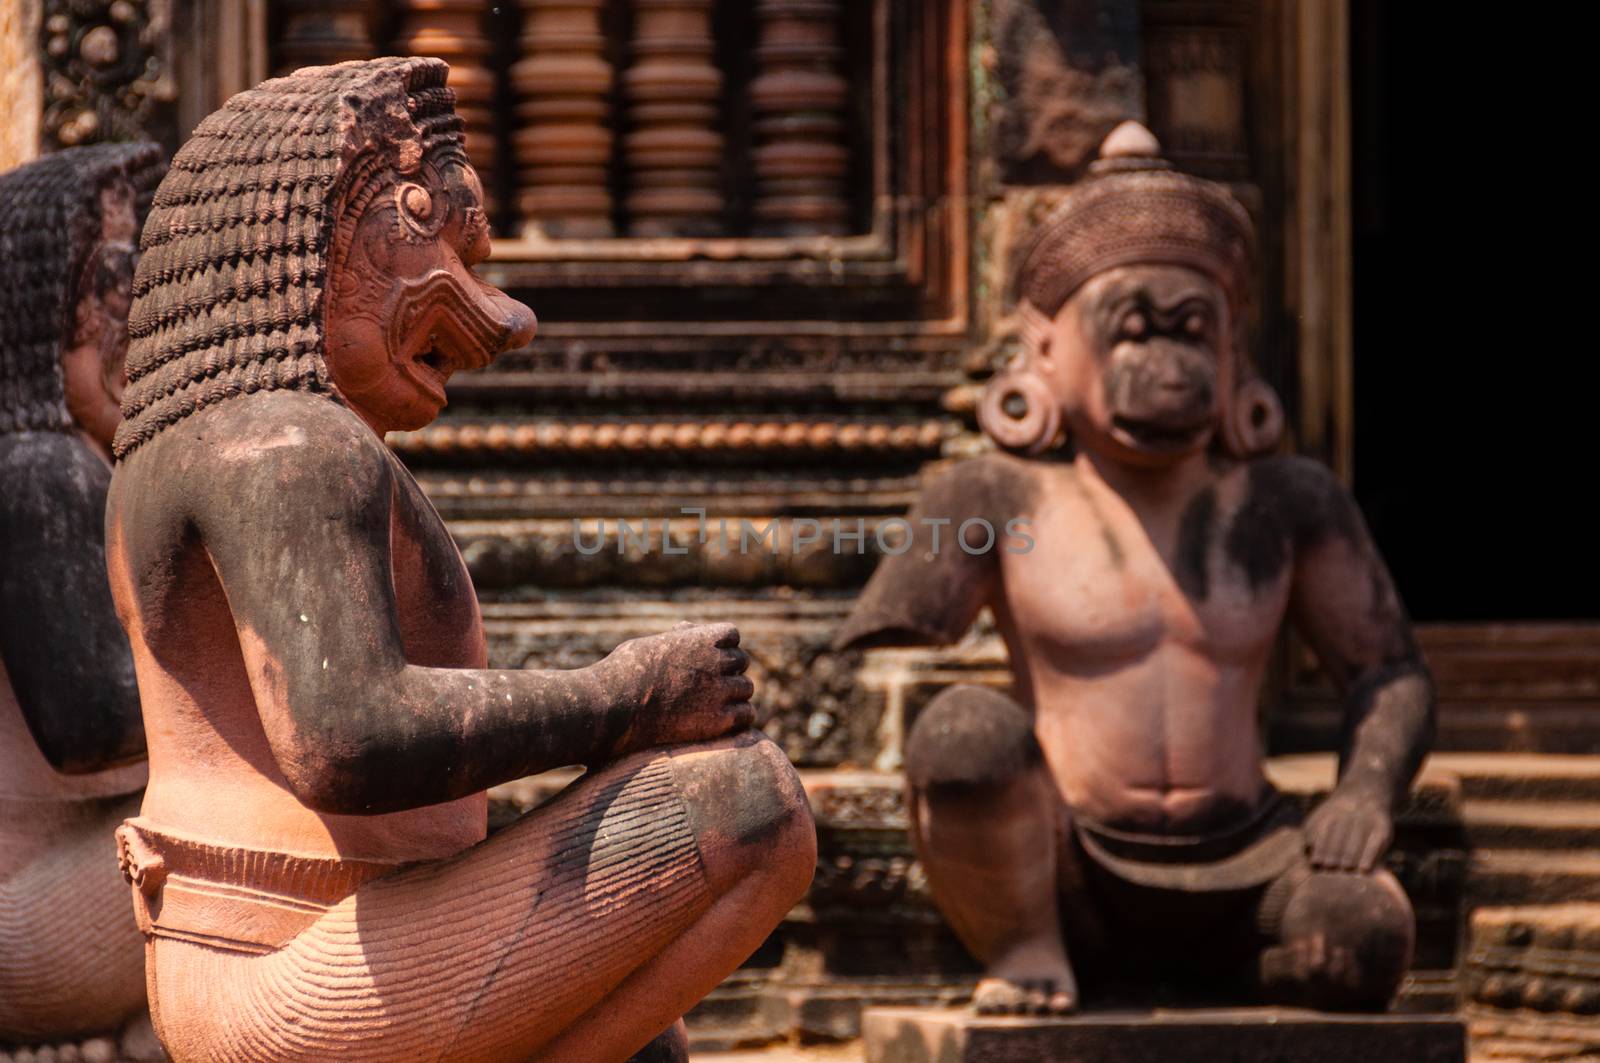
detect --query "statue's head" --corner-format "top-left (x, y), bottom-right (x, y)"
top-left (116, 57), bottom-right (535, 457)
top-left (981, 123), bottom-right (1283, 467)
top-left (0, 143), bottom-right (164, 451)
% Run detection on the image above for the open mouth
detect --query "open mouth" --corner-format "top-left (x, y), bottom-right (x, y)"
top-left (405, 342), bottom-right (455, 402)
top-left (418, 345), bottom-right (451, 379)
top-left (1111, 414), bottom-right (1209, 450)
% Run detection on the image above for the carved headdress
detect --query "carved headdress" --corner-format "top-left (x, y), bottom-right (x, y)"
top-left (1014, 121), bottom-right (1254, 320)
top-left (0, 142), bottom-right (164, 435)
top-left (982, 122), bottom-right (1283, 458)
top-left (114, 57), bottom-right (468, 459)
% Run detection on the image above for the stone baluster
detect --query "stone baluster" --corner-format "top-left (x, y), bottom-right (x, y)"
top-left (621, 0), bottom-right (725, 237)
top-left (749, 0), bottom-right (850, 236)
top-left (273, 0), bottom-right (381, 75)
top-left (511, 0), bottom-right (614, 239)
top-left (391, 0), bottom-right (501, 217)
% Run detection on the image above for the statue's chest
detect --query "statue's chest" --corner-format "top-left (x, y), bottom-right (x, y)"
top-left (387, 466), bottom-right (486, 669)
top-left (1001, 480), bottom-right (1290, 663)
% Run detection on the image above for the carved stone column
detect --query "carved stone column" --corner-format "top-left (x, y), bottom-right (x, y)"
top-left (273, 0), bottom-right (380, 75)
top-left (749, 0), bottom-right (850, 236)
top-left (621, 0), bottom-right (724, 237)
top-left (511, 0), bottom-right (614, 239)
top-left (392, 0), bottom-right (500, 216)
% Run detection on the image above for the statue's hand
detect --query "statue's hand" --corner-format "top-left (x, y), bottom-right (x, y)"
top-left (1304, 790), bottom-right (1393, 873)
top-left (598, 622), bottom-right (756, 756)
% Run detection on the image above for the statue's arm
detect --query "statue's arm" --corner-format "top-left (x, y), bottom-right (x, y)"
top-left (0, 433), bottom-right (144, 771)
top-left (1280, 456), bottom-right (1436, 871)
top-left (834, 458), bottom-right (1014, 651)
top-left (197, 407), bottom-right (737, 815)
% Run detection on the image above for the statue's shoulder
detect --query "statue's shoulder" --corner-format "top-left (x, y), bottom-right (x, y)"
top-left (115, 393), bottom-right (392, 523)
top-left (1236, 453), bottom-right (1361, 545)
top-left (0, 428), bottom-right (106, 486)
top-left (0, 430), bottom-right (110, 525)
top-left (919, 450), bottom-right (1042, 523)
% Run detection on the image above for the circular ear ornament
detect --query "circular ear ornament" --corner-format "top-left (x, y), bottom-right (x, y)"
top-left (978, 370), bottom-right (1063, 455)
top-left (395, 181), bottom-right (447, 240)
top-left (1220, 376), bottom-right (1285, 458)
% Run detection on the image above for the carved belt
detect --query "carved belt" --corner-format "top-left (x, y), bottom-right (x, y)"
top-left (1072, 788), bottom-right (1305, 894)
top-left (115, 818), bottom-right (400, 955)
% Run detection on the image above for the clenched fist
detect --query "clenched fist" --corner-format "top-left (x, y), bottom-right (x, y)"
top-left (594, 621), bottom-right (756, 758)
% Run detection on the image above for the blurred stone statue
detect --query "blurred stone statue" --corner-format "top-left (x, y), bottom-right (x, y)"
top-left (1, 142), bottom-right (164, 1054)
top-left (107, 58), bottom-right (815, 1062)
top-left (837, 123), bottom-right (1434, 1016)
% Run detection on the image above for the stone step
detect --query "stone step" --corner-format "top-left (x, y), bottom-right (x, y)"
top-left (1432, 754), bottom-right (1600, 803)
top-left (1466, 851), bottom-right (1600, 906)
top-left (694, 1047), bottom-right (865, 1062)
top-left (1269, 753), bottom-right (1600, 805)
top-left (1463, 799), bottom-right (1600, 849)
top-left (862, 1007), bottom-right (1467, 1063)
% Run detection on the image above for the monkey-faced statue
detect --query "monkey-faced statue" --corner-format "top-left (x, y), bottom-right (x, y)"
top-left (1, 142), bottom-right (163, 1049)
top-left (837, 123), bottom-right (1434, 1016)
top-left (106, 58), bottom-right (813, 1063)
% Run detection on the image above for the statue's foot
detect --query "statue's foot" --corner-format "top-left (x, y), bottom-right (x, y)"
top-left (972, 945), bottom-right (1078, 1015)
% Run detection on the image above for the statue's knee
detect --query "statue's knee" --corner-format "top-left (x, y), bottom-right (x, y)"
top-left (1278, 869), bottom-right (1415, 1009)
top-left (672, 732), bottom-right (817, 899)
top-left (904, 685), bottom-right (1040, 791)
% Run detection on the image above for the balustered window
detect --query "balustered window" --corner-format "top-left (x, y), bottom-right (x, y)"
top-left (269, 2), bottom-right (883, 248)
top-left (266, 0), bottom-right (963, 331)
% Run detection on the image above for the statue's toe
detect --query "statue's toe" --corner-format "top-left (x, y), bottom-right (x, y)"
top-left (973, 975), bottom-right (1077, 1016)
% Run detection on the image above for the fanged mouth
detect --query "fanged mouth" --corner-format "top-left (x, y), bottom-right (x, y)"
top-left (1111, 414), bottom-right (1209, 449)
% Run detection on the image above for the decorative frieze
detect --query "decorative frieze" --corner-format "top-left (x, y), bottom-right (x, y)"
top-left (390, 417), bottom-right (953, 460)
top-left (40, 0), bottom-right (177, 151)
top-left (985, 0), bottom-right (1142, 183)
top-left (1467, 904), bottom-right (1600, 1060)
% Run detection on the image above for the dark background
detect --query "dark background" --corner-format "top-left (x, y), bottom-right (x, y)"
top-left (1348, 3), bottom-right (1579, 622)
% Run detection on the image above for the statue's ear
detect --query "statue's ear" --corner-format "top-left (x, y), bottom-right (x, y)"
top-left (978, 364), bottom-right (1065, 455)
top-left (1218, 374), bottom-right (1285, 459)
top-left (981, 299), bottom-right (1067, 454)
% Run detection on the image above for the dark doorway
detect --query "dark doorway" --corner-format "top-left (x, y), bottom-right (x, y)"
top-left (1348, 3), bottom-right (1583, 622)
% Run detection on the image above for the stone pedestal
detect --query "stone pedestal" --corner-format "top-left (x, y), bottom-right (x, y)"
top-left (862, 1006), bottom-right (1466, 1063)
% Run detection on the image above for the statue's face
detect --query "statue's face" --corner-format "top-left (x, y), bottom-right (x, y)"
top-left (324, 157), bottom-right (537, 434)
top-left (61, 180), bottom-right (139, 453)
top-left (1036, 264), bottom-right (1233, 468)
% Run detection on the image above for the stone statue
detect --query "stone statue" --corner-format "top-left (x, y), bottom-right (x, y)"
top-left (106, 58), bottom-right (815, 1062)
top-left (836, 123), bottom-right (1434, 1016)
top-left (0, 142), bottom-right (164, 1050)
